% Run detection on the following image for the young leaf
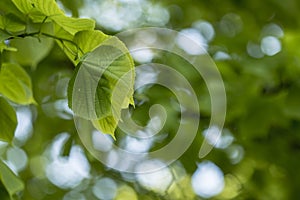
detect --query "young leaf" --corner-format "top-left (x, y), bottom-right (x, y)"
top-left (47, 18), bottom-right (96, 59)
top-left (92, 116), bottom-right (117, 140)
top-left (0, 14), bottom-right (26, 33)
top-left (0, 63), bottom-right (36, 104)
top-left (0, 160), bottom-right (24, 198)
top-left (59, 30), bottom-right (109, 65)
top-left (51, 15), bottom-right (95, 35)
top-left (74, 30), bottom-right (109, 57)
top-left (68, 33), bottom-right (135, 138)
top-left (0, 97), bottom-right (17, 142)
top-left (10, 36), bottom-right (54, 69)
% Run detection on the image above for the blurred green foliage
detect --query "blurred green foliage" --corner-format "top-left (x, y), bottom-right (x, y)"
top-left (0, 0), bottom-right (300, 199)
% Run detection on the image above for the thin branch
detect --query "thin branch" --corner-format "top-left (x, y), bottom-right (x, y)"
top-left (6, 31), bottom-right (84, 61)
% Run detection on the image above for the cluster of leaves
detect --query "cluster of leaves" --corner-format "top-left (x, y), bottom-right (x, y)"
top-left (0, 0), bottom-right (300, 199)
top-left (0, 0), bottom-right (134, 198)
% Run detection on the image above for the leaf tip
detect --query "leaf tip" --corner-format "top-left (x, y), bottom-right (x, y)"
top-left (110, 134), bottom-right (116, 141)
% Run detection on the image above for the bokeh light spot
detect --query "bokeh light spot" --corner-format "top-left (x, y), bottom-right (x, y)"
top-left (191, 161), bottom-right (224, 198)
top-left (261, 36), bottom-right (281, 56)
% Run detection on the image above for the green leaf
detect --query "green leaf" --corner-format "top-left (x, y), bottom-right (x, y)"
top-left (30, 0), bottom-right (64, 16)
top-left (60, 30), bottom-right (109, 65)
top-left (0, 14), bottom-right (26, 33)
top-left (74, 30), bottom-right (109, 56)
top-left (0, 63), bottom-right (36, 104)
top-left (0, 0), bottom-right (25, 19)
top-left (28, 0), bottom-right (95, 33)
top-left (11, 0), bottom-right (61, 23)
top-left (68, 34), bottom-right (135, 138)
top-left (11, 0), bottom-right (63, 17)
top-left (51, 15), bottom-right (95, 35)
top-left (10, 36), bottom-right (53, 69)
top-left (0, 97), bottom-right (17, 142)
top-left (53, 24), bottom-right (77, 60)
top-left (92, 116), bottom-right (117, 140)
top-left (0, 160), bottom-right (24, 198)
top-left (11, 0), bottom-right (94, 34)
top-left (47, 19), bottom-right (96, 57)
top-left (11, 0), bottom-right (33, 14)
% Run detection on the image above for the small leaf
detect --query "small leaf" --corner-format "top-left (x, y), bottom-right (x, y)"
top-left (0, 63), bottom-right (36, 104)
top-left (92, 116), bottom-right (117, 139)
top-left (60, 30), bottom-right (109, 65)
top-left (0, 14), bottom-right (26, 33)
top-left (0, 97), bottom-right (17, 142)
top-left (10, 36), bottom-right (53, 69)
top-left (74, 30), bottom-right (109, 55)
top-left (51, 15), bottom-right (95, 35)
top-left (0, 160), bottom-right (24, 198)
top-left (68, 33), bottom-right (135, 137)
top-left (48, 20), bottom-right (96, 62)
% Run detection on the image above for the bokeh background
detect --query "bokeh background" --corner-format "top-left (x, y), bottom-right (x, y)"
top-left (1, 0), bottom-right (300, 199)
